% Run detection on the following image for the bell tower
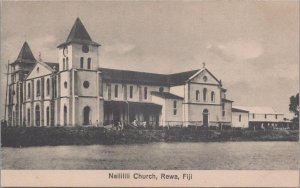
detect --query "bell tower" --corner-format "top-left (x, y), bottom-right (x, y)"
top-left (57, 17), bottom-right (101, 71)
top-left (56, 17), bottom-right (103, 126)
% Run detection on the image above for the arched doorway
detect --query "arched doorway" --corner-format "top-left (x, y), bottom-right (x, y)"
top-left (64, 105), bottom-right (67, 126)
top-left (35, 105), bottom-right (40, 126)
top-left (203, 109), bottom-right (209, 127)
top-left (83, 106), bottom-right (91, 125)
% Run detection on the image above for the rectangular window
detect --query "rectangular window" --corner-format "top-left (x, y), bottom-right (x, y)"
top-left (107, 84), bottom-right (111, 100)
top-left (144, 87), bottom-right (148, 100)
top-left (173, 100), bottom-right (177, 115)
top-left (275, 114), bottom-right (277, 119)
top-left (173, 109), bottom-right (177, 115)
top-left (265, 114), bottom-right (267, 119)
top-left (129, 86), bottom-right (133, 98)
top-left (253, 114), bottom-right (255, 119)
top-left (222, 111), bottom-right (225, 116)
top-left (173, 100), bottom-right (177, 108)
top-left (123, 85), bottom-right (127, 100)
top-left (114, 85), bottom-right (118, 98)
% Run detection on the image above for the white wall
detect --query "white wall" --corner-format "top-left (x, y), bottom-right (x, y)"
top-left (232, 111), bottom-right (249, 128)
top-left (249, 113), bottom-right (284, 122)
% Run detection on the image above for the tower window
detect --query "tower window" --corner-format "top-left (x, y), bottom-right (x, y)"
top-left (28, 83), bottom-right (31, 98)
top-left (196, 90), bottom-right (200, 101)
top-left (114, 85), bottom-right (118, 98)
top-left (80, 57), bottom-right (84, 68)
top-left (66, 57), bottom-right (69, 70)
top-left (144, 87), bottom-right (148, 100)
top-left (64, 81), bottom-right (67, 88)
top-left (275, 115), bottom-right (278, 119)
top-left (211, 91), bottom-right (215, 102)
top-left (253, 114), bottom-right (255, 119)
top-left (63, 58), bottom-right (65, 70)
top-left (203, 88), bottom-right (207, 101)
top-left (239, 114), bottom-right (242, 122)
top-left (129, 86), bottom-right (133, 98)
top-left (265, 114), bottom-right (267, 119)
top-left (36, 80), bottom-right (40, 96)
top-left (46, 78), bottom-right (50, 96)
top-left (87, 58), bottom-right (91, 69)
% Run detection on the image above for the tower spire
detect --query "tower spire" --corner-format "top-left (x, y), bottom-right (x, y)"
top-left (16, 41), bottom-right (36, 62)
top-left (57, 17), bottom-right (100, 48)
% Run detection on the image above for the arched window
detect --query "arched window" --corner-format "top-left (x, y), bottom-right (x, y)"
top-left (239, 114), bottom-right (242, 122)
top-left (35, 105), bottom-right (40, 126)
top-left (28, 83), bottom-right (31, 98)
top-left (203, 88), bottom-right (207, 101)
top-left (66, 57), bottom-right (69, 70)
top-left (63, 58), bottom-right (65, 70)
top-left (144, 87), bottom-right (148, 99)
top-left (129, 86), bottom-right (133, 98)
top-left (46, 106), bottom-right (50, 126)
top-left (80, 57), bottom-right (84, 68)
top-left (36, 80), bottom-right (40, 96)
top-left (64, 105), bottom-right (67, 126)
top-left (27, 108), bottom-right (30, 126)
top-left (114, 85), bottom-right (118, 98)
top-left (87, 58), bottom-right (91, 69)
top-left (46, 79), bottom-right (50, 96)
top-left (211, 91), bottom-right (215, 102)
top-left (196, 90), bottom-right (200, 101)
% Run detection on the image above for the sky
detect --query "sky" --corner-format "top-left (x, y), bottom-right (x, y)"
top-left (0, 1), bottom-right (299, 119)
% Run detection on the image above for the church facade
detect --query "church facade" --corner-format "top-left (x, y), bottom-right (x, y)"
top-left (6, 18), bottom-right (233, 127)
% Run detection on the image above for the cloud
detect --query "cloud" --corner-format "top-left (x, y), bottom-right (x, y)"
top-left (212, 39), bottom-right (264, 61)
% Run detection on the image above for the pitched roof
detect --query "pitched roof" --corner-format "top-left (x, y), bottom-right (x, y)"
top-left (100, 68), bottom-right (170, 86)
top-left (168, 69), bottom-right (200, 86)
top-left (232, 107), bottom-right (249, 113)
top-left (57, 17), bottom-right (100, 48)
top-left (222, 98), bottom-right (234, 103)
top-left (151, 91), bottom-right (183, 100)
top-left (44, 62), bottom-right (59, 70)
top-left (99, 67), bottom-right (223, 87)
top-left (12, 41), bottom-right (36, 64)
top-left (233, 106), bottom-right (283, 115)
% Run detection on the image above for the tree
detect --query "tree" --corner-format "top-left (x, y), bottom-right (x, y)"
top-left (289, 93), bottom-right (299, 123)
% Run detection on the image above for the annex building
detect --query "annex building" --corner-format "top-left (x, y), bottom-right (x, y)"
top-left (5, 17), bottom-right (284, 129)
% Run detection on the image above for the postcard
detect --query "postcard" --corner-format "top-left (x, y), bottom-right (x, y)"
top-left (1, 1), bottom-right (299, 187)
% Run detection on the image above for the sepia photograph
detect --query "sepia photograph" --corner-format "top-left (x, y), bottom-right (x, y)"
top-left (0, 0), bottom-right (299, 187)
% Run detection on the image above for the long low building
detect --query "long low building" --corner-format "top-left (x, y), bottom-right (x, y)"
top-left (232, 106), bottom-right (289, 129)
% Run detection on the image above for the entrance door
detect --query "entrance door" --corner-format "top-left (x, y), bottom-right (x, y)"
top-left (113, 110), bottom-right (120, 126)
top-left (203, 109), bottom-right (209, 127)
top-left (83, 106), bottom-right (90, 125)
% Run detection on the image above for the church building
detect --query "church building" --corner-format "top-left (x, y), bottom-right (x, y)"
top-left (6, 18), bottom-right (233, 128)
